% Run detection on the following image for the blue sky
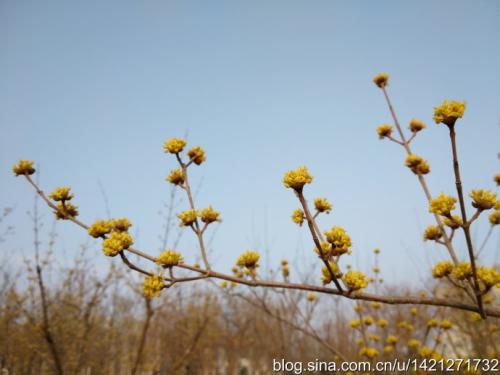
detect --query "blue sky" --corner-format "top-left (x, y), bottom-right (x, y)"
top-left (1, 0), bottom-right (499, 286)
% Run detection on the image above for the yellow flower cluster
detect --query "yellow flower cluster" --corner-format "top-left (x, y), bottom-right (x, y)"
top-left (409, 119), bottom-right (426, 133)
top-left (177, 209), bottom-right (198, 226)
top-left (199, 206), bottom-right (221, 224)
top-left (423, 225), bottom-right (442, 241)
top-left (49, 186), bottom-right (73, 202)
top-left (443, 215), bottom-right (462, 229)
top-left (407, 339), bottom-right (421, 349)
top-left (314, 241), bottom-right (332, 259)
top-left (102, 231), bottom-right (134, 257)
top-left (291, 208), bottom-right (305, 226)
top-left (236, 250), bottom-right (260, 270)
top-left (376, 124), bottom-right (393, 139)
top-left (111, 218), bottom-right (132, 232)
top-left (166, 168), bottom-right (185, 186)
top-left (495, 173), bottom-right (500, 186)
top-left (306, 292), bottom-right (317, 302)
top-left (88, 219), bottom-right (112, 238)
top-left (372, 73), bottom-right (389, 88)
top-left (12, 160), bottom-right (35, 176)
top-left (363, 316), bottom-right (374, 325)
top-left (405, 154), bottom-right (430, 175)
top-left (349, 319), bottom-right (361, 328)
top-left (469, 189), bottom-right (497, 210)
top-left (440, 319), bottom-right (453, 330)
top-left (433, 100), bottom-right (466, 126)
top-left (55, 202), bottom-right (79, 220)
top-left (432, 261), bottom-right (454, 278)
top-left (187, 146), bottom-right (206, 165)
top-left (452, 262), bottom-right (472, 280)
top-left (156, 249), bottom-right (183, 267)
top-left (420, 347), bottom-right (433, 358)
top-left (429, 192), bottom-right (456, 216)
top-left (377, 319), bottom-right (388, 328)
top-left (164, 138), bottom-right (187, 154)
top-left (320, 261), bottom-right (341, 285)
top-left (477, 266), bottom-right (500, 288)
top-left (314, 197), bottom-right (332, 213)
top-left (324, 226), bottom-right (352, 256)
top-left (427, 319), bottom-right (439, 328)
top-left (143, 273), bottom-right (164, 298)
top-left (342, 271), bottom-right (369, 291)
top-left (281, 259), bottom-right (290, 278)
top-left (386, 335), bottom-right (398, 345)
top-left (359, 347), bottom-right (378, 359)
top-left (490, 210), bottom-right (500, 225)
top-left (283, 166), bottom-right (313, 190)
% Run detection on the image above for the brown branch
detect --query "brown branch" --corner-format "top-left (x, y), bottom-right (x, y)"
top-left (131, 297), bottom-right (154, 375)
top-left (448, 125), bottom-right (484, 318)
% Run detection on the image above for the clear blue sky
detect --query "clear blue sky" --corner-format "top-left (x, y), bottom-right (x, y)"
top-left (1, 0), bottom-right (499, 286)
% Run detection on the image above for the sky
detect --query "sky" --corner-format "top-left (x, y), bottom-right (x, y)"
top-left (0, 0), bottom-right (499, 287)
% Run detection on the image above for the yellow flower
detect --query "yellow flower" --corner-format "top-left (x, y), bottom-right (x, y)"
top-left (314, 241), bottom-right (333, 259)
top-left (12, 160), bottom-right (35, 176)
top-left (408, 339), bottom-right (421, 349)
top-left (376, 124), bottom-right (393, 139)
top-left (236, 250), bottom-right (260, 269)
top-left (374, 248), bottom-right (380, 254)
top-left (220, 281), bottom-right (228, 288)
top-left (469, 312), bottom-right (482, 322)
top-left (281, 264), bottom-right (289, 278)
top-left (320, 261), bottom-right (341, 285)
top-left (49, 187), bottom-right (73, 202)
top-left (177, 209), bottom-right (197, 226)
top-left (429, 192), bottom-right (457, 216)
top-left (314, 197), bottom-right (332, 213)
top-left (373, 73), bottom-right (389, 88)
top-left (432, 261), bottom-right (454, 278)
top-left (354, 303), bottom-right (362, 313)
top-left (163, 138), bottom-right (187, 154)
top-left (440, 319), bottom-right (452, 330)
top-left (55, 202), bottom-right (79, 220)
top-left (427, 319), bottom-right (439, 328)
top-left (494, 173), bottom-right (500, 186)
top-left (410, 307), bottom-right (417, 315)
top-left (377, 319), bottom-right (388, 328)
top-left (405, 154), bottom-right (430, 175)
top-left (143, 273), bottom-right (164, 298)
top-left (477, 266), bottom-right (500, 288)
top-left (371, 302), bottom-right (381, 309)
top-left (187, 146), bottom-right (206, 165)
top-left (443, 215), bottom-right (462, 229)
top-left (283, 166), bottom-right (313, 191)
top-left (386, 335), bottom-right (398, 345)
top-left (469, 189), bottom-right (497, 210)
top-left (166, 168), bottom-right (185, 185)
top-left (423, 225), bottom-right (442, 241)
top-left (383, 345), bottom-right (394, 354)
top-left (489, 210), bottom-right (500, 225)
top-left (372, 267), bottom-right (380, 274)
top-left (433, 100), bottom-right (466, 126)
top-left (420, 346), bottom-right (433, 358)
top-left (409, 118), bottom-right (426, 133)
top-left (343, 271), bottom-right (369, 291)
top-left (306, 292), bottom-right (317, 302)
top-left (88, 219), bottom-right (112, 238)
top-left (452, 262), bottom-right (472, 280)
top-left (368, 334), bottom-right (381, 342)
top-left (156, 249), bottom-right (183, 267)
top-left (111, 218), bottom-right (132, 232)
top-left (199, 206), bottom-right (220, 224)
top-left (291, 208), bottom-right (305, 226)
top-left (349, 319), bottom-right (361, 328)
top-left (359, 347), bottom-right (378, 359)
top-left (102, 232), bottom-right (133, 257)
top-left (324, 226), bottom-right (352, 256)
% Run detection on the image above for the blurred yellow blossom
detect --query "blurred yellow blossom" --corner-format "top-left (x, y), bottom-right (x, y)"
top-left (433, 100), bottom-right (466, 126)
